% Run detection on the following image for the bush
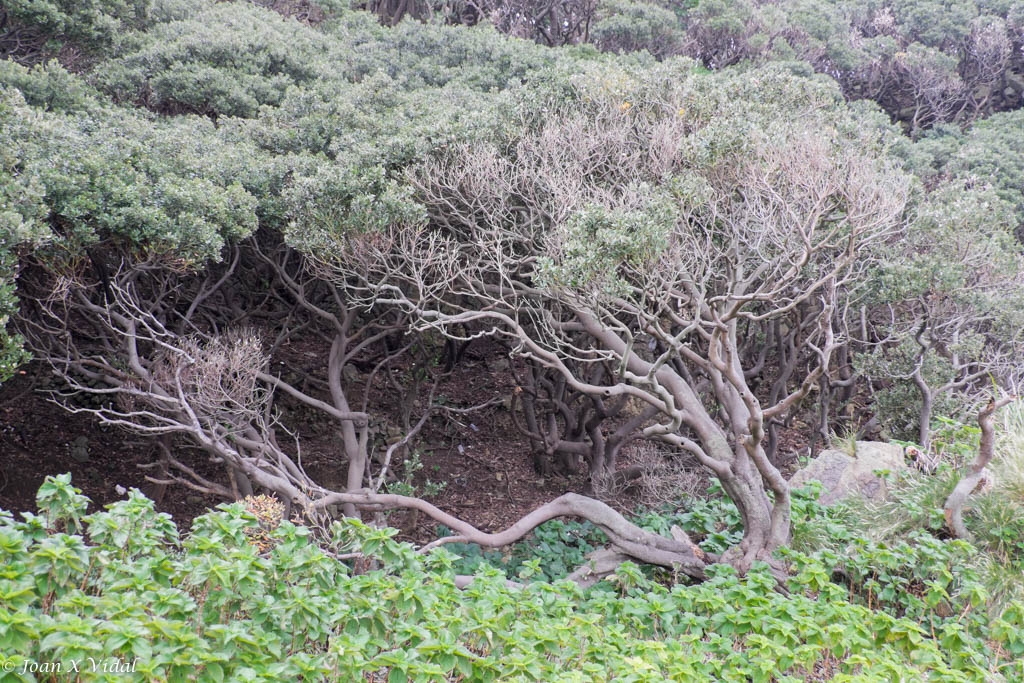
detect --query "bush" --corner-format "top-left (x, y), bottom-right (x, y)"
top-left (590, 0), bottom-right (686, 58)
top-left (96, 2), bottom-right (333, 117)
top-left (1, 0), bottom-right (151, 53)
top-left (0, 77), bottom-right (267, 264)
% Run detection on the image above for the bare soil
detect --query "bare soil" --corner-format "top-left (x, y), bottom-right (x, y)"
top-left (0, 350), bottom-right (810, 542)
top-left (0, 366), bottom-right (219, 523)
top-left (0, 355), bottom-right (587, 541)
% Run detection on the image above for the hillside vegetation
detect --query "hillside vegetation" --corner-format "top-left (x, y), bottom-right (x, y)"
top-left (1, 0), bottom-right (1023, 679)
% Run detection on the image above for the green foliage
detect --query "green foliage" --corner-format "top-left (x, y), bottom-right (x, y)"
top-left (443, 519), bottom-right (605, 581)
top-left (97, 2), bottom-right (334, 118)
top-left (3, 478), bottom-right (1019, 681)
top-left (1, 0), bottom-right (152, 53)
top-left (323, 15), bottom-right (562, 92)
top-left (633, 480), bottom-right (858, 557)
top-left (441, 538), bottom-right (507, 577)
top-left (591, 0), bottom-right (686, 58)
top-left (994, 402), bottom-right (1024, 505)
top-left (384, 450), bottom-right (447, 499)
top-left (34, 474), bottom-right (90, 533)
top-left (938, 408), bottom-right (1024, 589)
top-left (786, 474), bottom-right (1024, 677)
top-left (0, 60), bottom-right (101, 113)
top-left (3, 6), bottom-right (1024, 676)
top-left (284, 163), bottom-right (426, 249)
top-left (931, 416), bottom-right (984, 463)
top-left (86, 3), bottom-right (577, 256)
top-left (858, 158), bottom-right (1024, 441)
top-left (969, 494), bottom-right (1024, 565)
top-left (0, 77), bottom-right (268, 264)
top-left (633, 480), bottom-right (745, 555)
top-left (856, 341), bottom-right (965, 440)
top-left (890, 0), bottom-right (979, 47)
top-left (659, 0), bottom-right (1023, 128)
top-left (0, 87), bottom-right (49, 381)
top-left (503, 520), bottom-right (604, 582)
top-left (790, 531), bottom-right (980, 619)
top-left (537, 195), bottom-right (676, 295)
top-left (788, 481), bottom-right (861, 552)
top-left (842, 430), bottom-right (1024, 621)
top-left (855, 457), bottom-right (969, 540)
top-left (452, 480), bottom-right (842, 584)
top-left (939, 110), bottom-right (1024, 232)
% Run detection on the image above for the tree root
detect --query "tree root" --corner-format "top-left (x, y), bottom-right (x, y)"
top-left (316, 490), bottom-right (709, 580)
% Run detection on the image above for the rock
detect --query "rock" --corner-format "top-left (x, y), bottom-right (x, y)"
top-left (342, 364), bottom-right (361, 384)
top-left (1005, 71), bottom-right (1024, 94)
top-left (70, 436), bottom-right (90, 463)
top-left (788, 441), bottom-right (907, 506)
top-left (186, 495), bottom-right (205, 506)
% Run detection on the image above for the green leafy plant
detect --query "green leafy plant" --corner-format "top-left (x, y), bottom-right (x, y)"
top-left (633, 480), bottom-right (744, 555)
top-left (386, 450), bottom-right (447, 499)
top-left (1, 477), bottom-right (1021, 681)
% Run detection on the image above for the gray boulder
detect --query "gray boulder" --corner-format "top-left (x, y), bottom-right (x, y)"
top-left (70, 436), bottom-right (90, 463)
top-left (789, 441), bottom-right (907, 506)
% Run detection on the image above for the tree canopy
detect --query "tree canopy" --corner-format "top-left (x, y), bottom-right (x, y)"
top-left (1, 0), bottom-right (1022, 591)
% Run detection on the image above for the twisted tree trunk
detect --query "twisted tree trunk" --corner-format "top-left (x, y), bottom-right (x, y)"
top-left (943, 397), bottom-right (1015, 539)
top-left (316, 489), bottom-right (711, 580)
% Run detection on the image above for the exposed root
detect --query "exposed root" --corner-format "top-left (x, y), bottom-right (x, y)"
top-left (316, 490), bottom-right (709, 580)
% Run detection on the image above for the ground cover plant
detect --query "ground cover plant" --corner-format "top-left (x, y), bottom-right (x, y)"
top-left (1, 475), bottom-right (1022, 681)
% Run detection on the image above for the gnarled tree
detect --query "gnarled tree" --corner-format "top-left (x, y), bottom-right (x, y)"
top-left (858, 181), bottom-right (1024, 450)
top-left (312, 66), bottom-right (910, 571)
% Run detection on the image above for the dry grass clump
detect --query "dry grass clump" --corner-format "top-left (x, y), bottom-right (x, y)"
top-left (994, 401), bottom-right (1024, 504)
top-left (594, 440), bottom-right (707, 508)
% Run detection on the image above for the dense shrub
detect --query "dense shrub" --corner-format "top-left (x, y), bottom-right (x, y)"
top-left (95, 3), bottom-right (334, 117)
top-left (1, 0), bottom-right (152, 53)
